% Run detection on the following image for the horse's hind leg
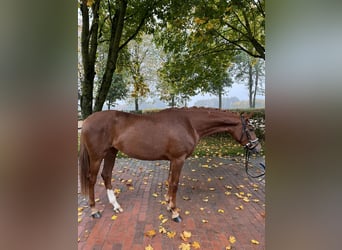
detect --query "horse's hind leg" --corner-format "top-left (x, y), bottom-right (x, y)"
top-left (88, 158), bottom-right (102, 218)
top-left (101, 147), bottom-right (123, 213)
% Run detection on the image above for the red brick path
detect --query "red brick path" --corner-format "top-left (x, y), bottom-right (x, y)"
top-left (78, 156), bottom-right (265, 250)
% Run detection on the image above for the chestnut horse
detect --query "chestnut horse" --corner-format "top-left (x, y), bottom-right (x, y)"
top-left (79, 107), bottom-right (261, 221)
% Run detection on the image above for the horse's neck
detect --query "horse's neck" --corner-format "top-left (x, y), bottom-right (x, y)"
top-left (187, 110), bottom-right (239, 138)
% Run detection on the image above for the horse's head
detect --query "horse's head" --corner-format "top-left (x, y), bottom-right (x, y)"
top-left (238, 113), bottom-right (262, 154)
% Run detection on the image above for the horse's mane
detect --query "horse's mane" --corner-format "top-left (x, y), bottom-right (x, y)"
top-left (159, 106), bottom-right (238, 115)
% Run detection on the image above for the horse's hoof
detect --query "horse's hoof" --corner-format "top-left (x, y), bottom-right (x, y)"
top-left (172, 215), bottom-right (182, 223)
top-left (91, 211), bottom-right (101, 218)
top-left (114, 207), bottom-right (123, 213)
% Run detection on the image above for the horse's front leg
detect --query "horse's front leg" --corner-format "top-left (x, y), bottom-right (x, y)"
top-left (166, 157), bottom-right (185, 222)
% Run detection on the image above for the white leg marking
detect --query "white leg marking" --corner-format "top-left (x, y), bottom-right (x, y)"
top-left (107, 189), bottom-right (123, 213)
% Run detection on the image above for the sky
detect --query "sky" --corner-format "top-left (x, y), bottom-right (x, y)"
top-left (188, 82), bottom-right (265, 105)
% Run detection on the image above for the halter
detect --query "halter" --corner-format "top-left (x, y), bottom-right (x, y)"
top-left (240, 116), bottom-right (259, 150)
top-left (240, 116), bottom-right (265, 179)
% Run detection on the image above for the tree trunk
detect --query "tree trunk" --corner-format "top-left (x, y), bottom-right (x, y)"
top-left (171, 95), bottom-right (175, 107)
top-left (248, 63), bottom-right (253, 108)
top-left (94, 0), bottom-right (128, 112)
top-left (252, 64), bottom-right (259, 108)
top-left (218, 90), bottom-right (222, 109)
top-left (80, 0), bottom-right (101, 119)
top-left (135, 97), bottom-right (139, 111)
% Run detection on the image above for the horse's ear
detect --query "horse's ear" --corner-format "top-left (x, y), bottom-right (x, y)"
top-left (248, 112), bottom-right (254, 119)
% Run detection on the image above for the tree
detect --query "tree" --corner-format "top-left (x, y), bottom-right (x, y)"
top-left (233, 52), bottom-right (265, 108)
top-left (154, 0), bottom-right (264, 105)
top-left (105, 73), bottom-right (128, 109)
top-left (79, 0), bottom-right (162, 118)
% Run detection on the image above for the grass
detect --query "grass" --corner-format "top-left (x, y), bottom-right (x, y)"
top-left (78, 132), bottom-right (264, 158)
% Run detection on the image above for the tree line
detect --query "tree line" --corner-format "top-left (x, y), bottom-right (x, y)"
top-left (78, 0), bottom-right (265, 119)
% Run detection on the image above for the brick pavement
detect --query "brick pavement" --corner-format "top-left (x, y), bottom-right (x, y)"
top-left (78, 156), bottom-right (265, 250)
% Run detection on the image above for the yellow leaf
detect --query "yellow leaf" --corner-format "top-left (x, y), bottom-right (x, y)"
top-left (251, 239), bottom-right (260, 245)
top-left (209, 187), bottom-right (215, 191)
top-left (218, 209), bottom-right (225, 213)
top-left (145, 244), bottom-right (154, 250)
top-left (225, 245), bottom-right (232, 250)
top-left (207, 178), bottom-right (211, 182)
top-left (144, 229), bottom-right (157, 238)
top-left (185, 211), bottom-right (190, 215)
top-left (111, 215), bottom-right (118, 220)
top-left (178, 243), bottom-right (191, 250)
top-left (192, 241), bottom-right (201, 249)
top-left (200, 207), bottom-right (204, 211)
top-left (159, 226), bottom-right (167, 234)
top-left (229, 235), bottom-right (236, 244)
top-left (182, 196), bottom-right (190, 201)
top-left (167, 231), bottom-right (176, 239)
top-left (243, 197), bottom-right (250, 202)
top-left (158, 214), bottom-right (164, 220)
top-left (182, 231), bottom-right (191, 239)
top-left (78, 217), bottom-right (82, 223)
top-left (78, 207), bottom-right (83, 212)
top-left (152, 193), bottom-right (158, 198)
top-left (253, 199), bottom-right (260, 203)
top-left (201, 219), bottom-right (208, 223)
top-left (161, 218), bottom-right (168, 224)
top-left (128, 186), bottom-right (135, 191)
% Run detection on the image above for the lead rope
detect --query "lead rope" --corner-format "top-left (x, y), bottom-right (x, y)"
top-left (244, 147), bottom-right (265, 180)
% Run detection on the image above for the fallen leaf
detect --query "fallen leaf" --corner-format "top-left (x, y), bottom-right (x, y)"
top-left (152, 193), bottom-right (158, 198)
top-left (192, 241), bottom-right (201, 249)
top-left (207, 178), bottom-right (212, 182)
top-left (253, 199), bottom-right (260, 203)
top-left (145, 244), bottom-right (154, 250)
top-left (229, 235), bottom-right (236, 244)
top-left (78, 207), bottom-right (83, 212)
top-left (180, 231), bottom-right (192, 241)
top-left (201, 219), bottom-right (208, 223)
top-left (225, 191), bottom-right (231, 196)
top-left (158, 214), bottom-right (164, 220)
top-left (182, 196), bottom-right (190, 201)
top-left (78, 217), bottom-right (82, 223)
top-left (185, 211), bottom-right (190, 215)
top-left (243, 197), bottom-right (250, 202)
top-left (218, 209), bottom-right (225, 213)
top-left (178, 243), bottom-right (191, 250)
top-left (218, 176), bottom-right (224, 180)
top-left (161, 218), bottom-right (168, 224)
top-left (111, 215), bottom-right (118, 220)
top-left (251, 239), bottom-right (260, 245)
top-left (209, 187), bottom-right (215, 191)
top-left (225, 245), bottom-right (232, 250)
top-left (199, 207), bottom-right (204, 211)
top-left (144, 229), bottom-right (157, 238)
top-left (167, 231), bottom-right (176, 239)
top-left (159, 226), bottom-right (167, 234)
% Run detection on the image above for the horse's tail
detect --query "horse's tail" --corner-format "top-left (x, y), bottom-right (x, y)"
top-left (79, 135), bottom-right (89, 198)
